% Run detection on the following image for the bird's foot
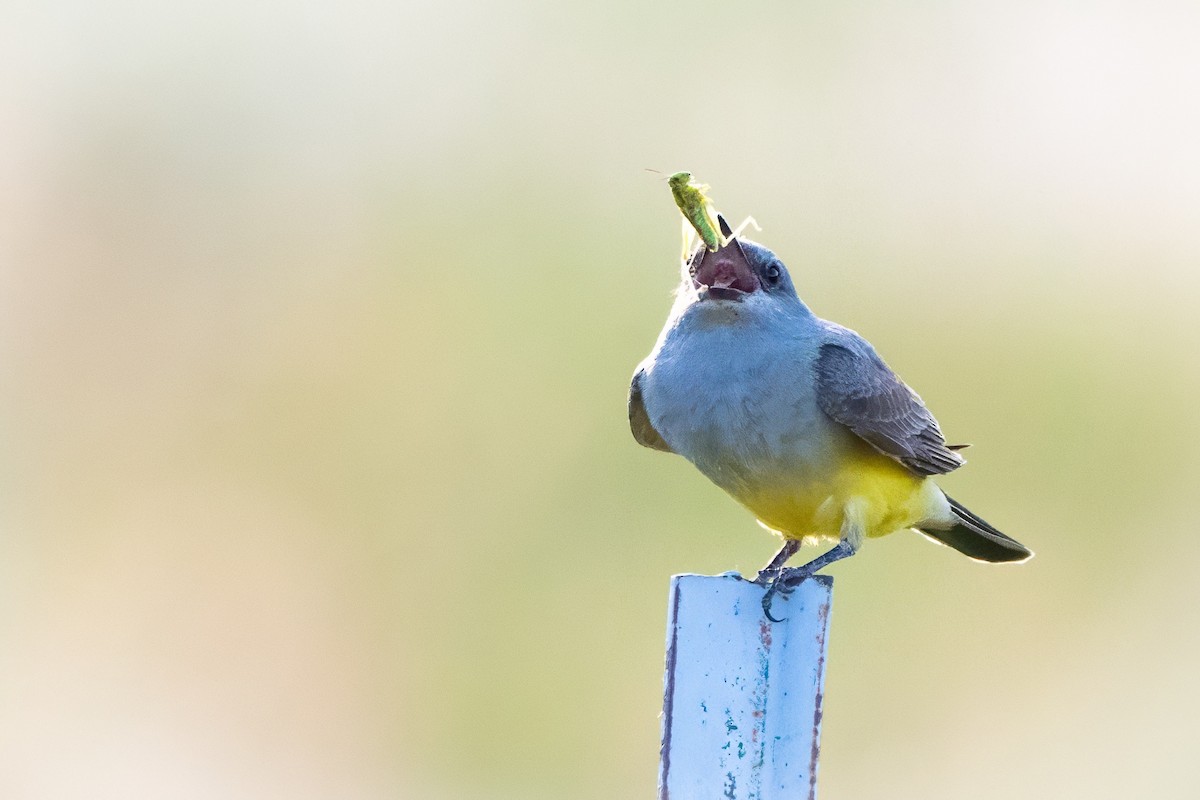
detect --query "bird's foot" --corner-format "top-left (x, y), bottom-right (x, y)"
top-left (754, 540), bottom-right (801, 586)
top-left (760, 566), bottom-right (813, 622)
top-left (753, 566), bottom-right (782, 585)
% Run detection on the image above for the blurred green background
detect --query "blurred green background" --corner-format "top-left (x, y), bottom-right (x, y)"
top-left (3, 0), bottom-right (1199, 797)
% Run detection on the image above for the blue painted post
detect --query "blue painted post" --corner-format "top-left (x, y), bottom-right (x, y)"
top-left (658, 573), bottom-right (834, 800)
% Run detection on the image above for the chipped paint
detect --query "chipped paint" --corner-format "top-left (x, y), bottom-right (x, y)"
top-left (807, 595), bottom-right (832, 800)
top-left (657, 580), bottom-right (683, 800)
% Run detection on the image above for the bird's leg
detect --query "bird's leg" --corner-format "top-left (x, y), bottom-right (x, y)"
top-left (754, 539), bottom-right (800, 584)
top-left (762, 511), bottom-right (865, 621)
top-left (761, 540), bottom-right (857, 622)
top-left (778, 539), bottom-right (858, 586)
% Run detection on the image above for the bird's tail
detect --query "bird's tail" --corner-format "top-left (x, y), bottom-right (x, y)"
top-left (918, 495), bottom-right (1033, 563)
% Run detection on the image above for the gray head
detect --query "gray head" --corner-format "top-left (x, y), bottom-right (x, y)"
top-left (684, 218), bottom-right (800, 304)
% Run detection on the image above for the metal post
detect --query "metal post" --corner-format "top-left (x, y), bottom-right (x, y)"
top-left (658, 573), bottom-right (833, 800)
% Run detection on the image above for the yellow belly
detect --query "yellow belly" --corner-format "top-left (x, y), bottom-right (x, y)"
top-left (734, 446), bottom-right (937, 543)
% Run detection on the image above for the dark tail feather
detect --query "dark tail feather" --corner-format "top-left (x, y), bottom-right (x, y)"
top-left (918, 494), bottom-right (1033, 563)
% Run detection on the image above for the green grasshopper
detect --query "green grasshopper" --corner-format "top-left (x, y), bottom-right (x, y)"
top-left (667, 171), bottom-right (724, 256)
top-left (649, 170), bottom-right (762, 263)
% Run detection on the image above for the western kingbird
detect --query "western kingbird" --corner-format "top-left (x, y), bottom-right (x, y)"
top-left (629, 218), bottom-right (1031, 618)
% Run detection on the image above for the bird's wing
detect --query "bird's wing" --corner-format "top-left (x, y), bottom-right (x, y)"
top-left (628, 368), bottom-right (673, 453)
top-left (814, 332), bottom-right (963, 476)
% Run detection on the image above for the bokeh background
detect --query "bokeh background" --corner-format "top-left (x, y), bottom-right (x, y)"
top-left (3, 0), bottom-right (1199, 797)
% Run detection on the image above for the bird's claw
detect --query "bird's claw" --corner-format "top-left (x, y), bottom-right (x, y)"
top-left (760, 567), bottom-right (812, 622)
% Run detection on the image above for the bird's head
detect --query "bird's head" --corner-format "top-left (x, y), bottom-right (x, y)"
top-left (683, 216), bottom-right (799, 304)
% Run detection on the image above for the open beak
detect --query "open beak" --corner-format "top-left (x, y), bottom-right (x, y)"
top-left (689, 218), bottom-right (760, 300)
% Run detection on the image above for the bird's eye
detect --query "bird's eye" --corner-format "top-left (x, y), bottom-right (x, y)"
top-left (765, 263), bottom-right (781, 283)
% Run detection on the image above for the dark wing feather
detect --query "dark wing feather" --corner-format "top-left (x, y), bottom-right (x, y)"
top-left (814, 335), bottom-right (963, 476)
top-left (628, 368), bottom-right (672, 453)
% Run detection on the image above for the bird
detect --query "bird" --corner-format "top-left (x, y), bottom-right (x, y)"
top-left (629, 217), bottom-right (1032, 619)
